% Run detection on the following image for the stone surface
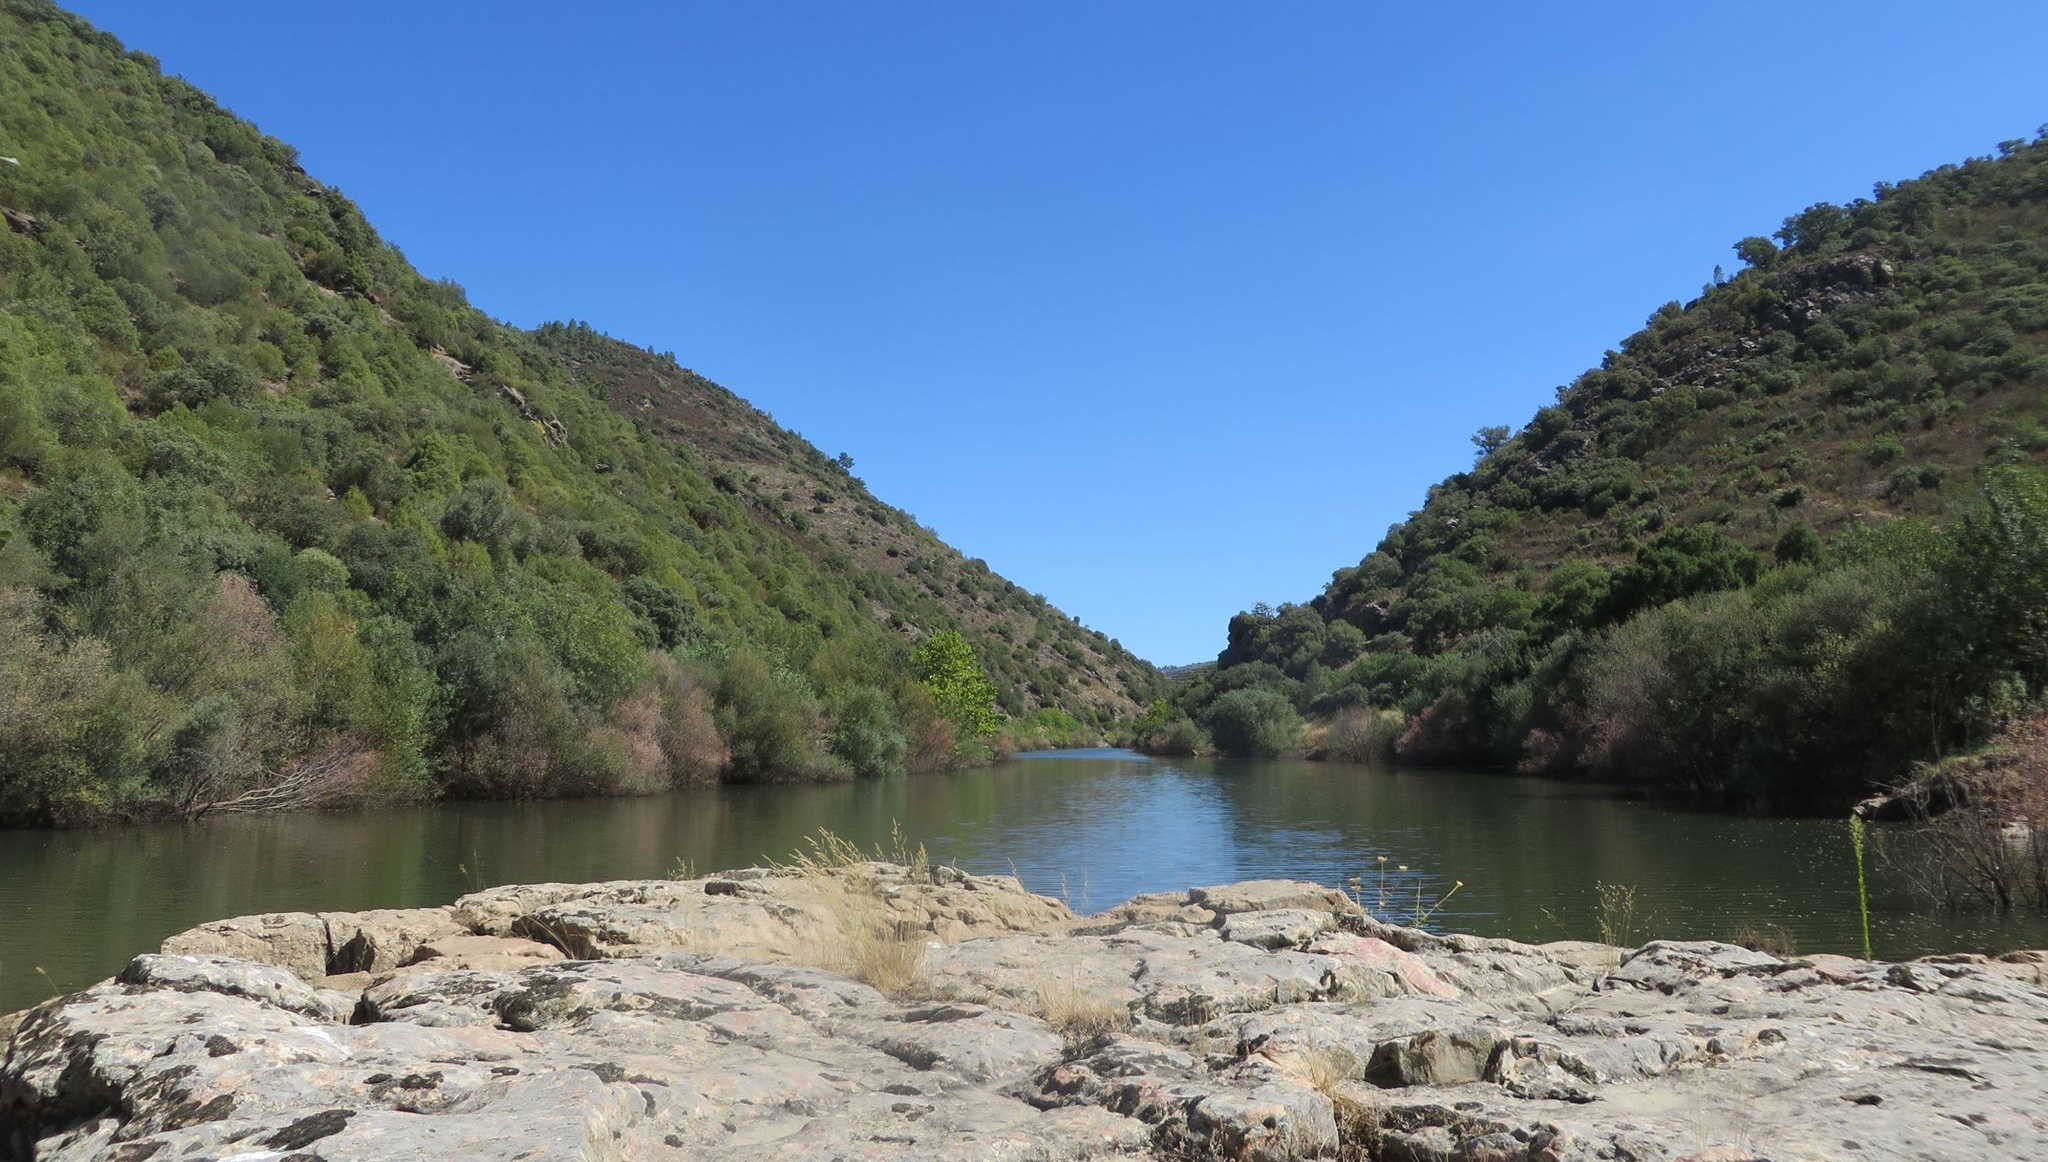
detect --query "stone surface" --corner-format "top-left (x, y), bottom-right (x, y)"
top-left (7, 866), bottom-right (2048, 1160)
top-left (158, 905), bottom-right (469, 979)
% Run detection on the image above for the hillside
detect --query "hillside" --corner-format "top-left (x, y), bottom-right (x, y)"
top-left (0, 0), bottom-right (1157, 825)
top-left (1178, 130), bottom-right (2048, 809)
top-left (532, 324), bottom-right (1157, 718)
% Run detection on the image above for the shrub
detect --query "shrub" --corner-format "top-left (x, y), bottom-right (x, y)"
top-left (1774, 524), bottom-right (1822, 565)
top-left (0, 588), bottom-right (150, 822)
top-left (1135, 716), bottom-right (1206, 756)
top-left (1324, 707), bottom-right (1403, 763)
top-left (616, 654), bottom-right (725, 789)
top-left (715, 648), bottom-right (832, 782)
top-left (1203, 688), bottom-right (1303, 758)
top-left (828, 685), bottom-right (907, 778)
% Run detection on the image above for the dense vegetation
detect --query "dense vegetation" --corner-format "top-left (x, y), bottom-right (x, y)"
top-left (1173, 130), bottom-right (2048, 811)
top-left (0, 1), bottom-right (1158, 825)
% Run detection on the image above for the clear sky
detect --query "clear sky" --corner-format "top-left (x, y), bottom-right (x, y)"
top-left (64, 1), bottom-right (2047, 664)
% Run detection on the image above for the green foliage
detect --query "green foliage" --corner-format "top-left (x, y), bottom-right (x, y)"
top-left (715, 648), bottom-right (832, 782)
top-left (1602, 525), bottom-right (1761, 623)
top-left (828, 685), bottom-right (907, 778)
top-left (1190, 129), bottom-right (2048, 808)
top-left (1202, 687), bottom-right (1303, 758)
top-left (0, 5), bottom-right (1158, 822)
top-left (0, 588), bottom-right (148, 822)
top-left (912, 630), bottom-right (999, 737)
top-left (1774, 524), bottom-right (1823, 565)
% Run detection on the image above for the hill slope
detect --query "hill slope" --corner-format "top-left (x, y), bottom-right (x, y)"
top-left (1182, 131), bottom-right (2048, 809)
top-left (0, 0), bottom-right (1156, 824)
top-left (532, 324), bottom-right (1157, 718)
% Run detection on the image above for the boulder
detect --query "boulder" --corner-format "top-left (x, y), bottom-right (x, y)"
top-left (157, 906), bottom-right (469, 979)
top-left (1218, 907), bottom-right (1335, 950)
top-left (159, 909), bottom-right (331, 978)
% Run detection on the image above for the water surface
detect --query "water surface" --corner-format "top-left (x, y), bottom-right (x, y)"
top-left (3, 750), bottom-right (2038, 1013)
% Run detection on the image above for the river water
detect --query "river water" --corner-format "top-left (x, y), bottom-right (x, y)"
top-left (3, 749), bottom-right (2041, 1013)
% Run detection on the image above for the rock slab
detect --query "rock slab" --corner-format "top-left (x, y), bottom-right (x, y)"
top-left (5, 867), bottom-right (2047, 1160)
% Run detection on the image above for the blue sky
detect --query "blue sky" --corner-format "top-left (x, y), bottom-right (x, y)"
top-left (67, 1), bottom-right (2047, 664)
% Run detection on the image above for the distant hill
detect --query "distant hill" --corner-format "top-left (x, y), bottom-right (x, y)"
top-left (0, 0), bottom-right (1157, 824)
top-left (1181, 131), bottom-right (2048, 809)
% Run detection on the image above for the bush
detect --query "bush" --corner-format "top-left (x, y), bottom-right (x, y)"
top-left (612, 654), bottom-right (725, 789)
top-left (1324, 707), bottom-right (1403, 763)
top-left (715, 648), bottom-right (832, 781)
top-left (828, 685), bottom-right (907, 778)
top-left (895, 679), bottom-right (958, 774)
top-left (1203, 688), bottom-right (1303, 758)
top-left (1774, 524), bottom-right (1823, 565)
top-left (0, 588), bottom-right (150, 822)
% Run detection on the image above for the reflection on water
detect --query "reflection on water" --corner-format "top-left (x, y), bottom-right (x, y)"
top-left (3, 750), bottom-right (2040, 1012)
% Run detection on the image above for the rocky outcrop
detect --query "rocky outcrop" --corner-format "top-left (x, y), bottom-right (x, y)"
top-left (5, 867), bottom-right (2047, 1160)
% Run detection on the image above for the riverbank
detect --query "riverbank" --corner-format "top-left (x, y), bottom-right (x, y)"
top-left (10, 724), bottom-right (1112, 833)
top-left (6, 861), bottom-right (2045, 1160)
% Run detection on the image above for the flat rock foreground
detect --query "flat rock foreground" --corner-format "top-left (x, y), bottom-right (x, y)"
top-left (4, 864), bottom-right (2047, 1161)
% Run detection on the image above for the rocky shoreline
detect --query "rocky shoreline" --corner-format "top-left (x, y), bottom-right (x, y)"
top-left (4, 863), bottom-right (2046, 1160)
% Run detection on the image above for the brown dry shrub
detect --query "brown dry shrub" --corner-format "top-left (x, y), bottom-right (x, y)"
top-left (1392, 694), bottom-right (1483, 765)
top-left (1325, 708), bottom-right (1402, 763)
top-left (898, 681), bottom-right (957, 774)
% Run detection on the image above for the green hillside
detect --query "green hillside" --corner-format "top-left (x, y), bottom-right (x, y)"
top-left (0, 0), bottom-right (1157, 825)
top-left (1177, 130), bottom-right (2048, 810)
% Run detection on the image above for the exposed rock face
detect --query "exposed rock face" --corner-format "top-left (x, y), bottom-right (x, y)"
top-left (5, 868), bottom-right (2047, 1160)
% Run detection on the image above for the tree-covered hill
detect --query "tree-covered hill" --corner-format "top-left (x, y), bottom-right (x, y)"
top-left (0, 0), bottom-right (1157, 825)
top-left (532, 323), bottom-right (1158, 720)
top-left (1175, 130), bottom-right (2048, 811)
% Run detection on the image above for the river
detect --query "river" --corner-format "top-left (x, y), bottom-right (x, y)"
top-left (2, 748), bottom-right (2040, 1013)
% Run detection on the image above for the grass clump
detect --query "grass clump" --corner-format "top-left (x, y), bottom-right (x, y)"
top-left (841, 918), bottom-right (927, 995)
top-left (1596, 881), bottom-right (1643, 948)
top-left (773, 825), bottom-right (935, 995)
top-left (777, 823), bottom-right (931, 883)
top-left (1035, 976), bottom-right (1131, 1054)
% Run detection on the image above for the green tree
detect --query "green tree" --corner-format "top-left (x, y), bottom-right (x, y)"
top-left (913, 630), bottom-right (998, 736)
top-left (1471, 425), bottom-right (1511, 462)
top-left (1733, 236), bottom-right (1778, 270)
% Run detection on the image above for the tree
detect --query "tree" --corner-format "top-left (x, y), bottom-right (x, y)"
top-left (1733, 236), bottom-right (1778, 270)
top-left (1602, 525), bottom-right (1761, 623)
top-left (912, 630), bottom-right (998, 736)
top-left (1774, 524), bottom-right (1823, 565)
top-left (1471, 425), bottom-right (1511, 462)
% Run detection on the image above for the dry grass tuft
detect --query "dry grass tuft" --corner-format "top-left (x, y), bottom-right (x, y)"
top-left (777, 823), bottom-right (932, 884)
top-left (771, 825), bottom-right (935, 995)
top-left (1596, 881), bottom-right (1643, 948)
top-left (1295, 1045), bottom-right (1361, 1097)
top-left (1730, 924), bottom-right (1798, 957)
top-left (842, 916), bottom-right (927, 994)
top-left (1035, 976), bottom-right (1131, 1054)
